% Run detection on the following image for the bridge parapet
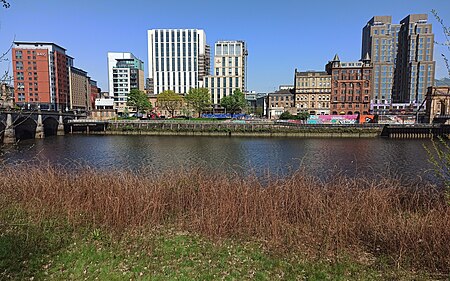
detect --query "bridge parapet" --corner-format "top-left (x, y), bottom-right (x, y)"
top-left (0, 110), bottom-right (75, 144)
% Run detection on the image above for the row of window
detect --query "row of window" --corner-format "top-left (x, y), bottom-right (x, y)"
top-left (296, 77), bottom-right (330, 81)
top-left (270, 103), bottom-right (294, 108)
top-left (154, 30), bottom-right (198, 43)
top-left (215, 44), bottom-right (243, 56)
top-left (297, 96), bottom-right (330, 101)
top-left (154, 43), bottom-right (198, 57)
top-left (332, 103), bottom-right (369, 109)
top-left (205, 77), bottom-right (241, 88)
top-left (297, 102), bottom-right (329, 108)
top-left (296, 89), bottom-right (330, 93)
top-left (298, 82), bottom-right (330, 87)
top-left (215, 68), bottom-right (240, 76)
top-left (155, 57), bottom-right (198, 72)
top-left (332, 95), bottom-right (370, 101)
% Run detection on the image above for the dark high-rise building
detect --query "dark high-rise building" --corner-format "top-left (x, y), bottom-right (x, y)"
top-left (362, 16), bottom-right (400, 114)
top-left (362, 14), bottom-right (435, 113)
top-left (395, 14), bottom-right (435, 108)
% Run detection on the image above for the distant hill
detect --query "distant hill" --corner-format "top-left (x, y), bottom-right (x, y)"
top-left (435, 77), bottom-right (450, 86)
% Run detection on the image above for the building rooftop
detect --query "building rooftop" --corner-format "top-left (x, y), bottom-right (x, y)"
top-left (70, 66), bottom-right (88, 75)
top-left (13, 41), bottom-right (67, 51)
top-left (269, 89), bottom-right (294, 95)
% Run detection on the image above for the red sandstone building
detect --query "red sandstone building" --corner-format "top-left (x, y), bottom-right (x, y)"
top-left (89, 79), bottom-right (100, 110)
top-left (326, 54), bottom-right (373, 115)
top-left (12, 42), bottom-right (71, 111)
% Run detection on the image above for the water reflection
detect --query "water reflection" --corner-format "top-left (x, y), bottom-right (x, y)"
top-left (0, 135), bottom-right (439, 183)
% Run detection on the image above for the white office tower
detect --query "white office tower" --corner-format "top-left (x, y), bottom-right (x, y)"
top-left (204, 41), bottom-right (247, 106)
top-left (147, 29), bottom-right (210, 95)
top-left (107, 52), bottom-right (144, 113)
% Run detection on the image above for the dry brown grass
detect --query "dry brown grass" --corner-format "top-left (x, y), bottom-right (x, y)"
top-left (1, 164), bottom-right (449, 273)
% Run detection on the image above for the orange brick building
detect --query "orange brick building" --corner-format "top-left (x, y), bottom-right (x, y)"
top-left (12, 42), bottom-right (70, 111)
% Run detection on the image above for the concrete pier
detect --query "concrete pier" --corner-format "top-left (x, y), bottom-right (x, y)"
top-left (35, 112), bottom-right (44, 139)
top-left (57, 113), bottom-right (65, 136)
top-left (3, 113), bottom-right (15, 144)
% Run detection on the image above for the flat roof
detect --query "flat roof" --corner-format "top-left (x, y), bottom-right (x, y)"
top-left (13, 41), bottom-right (66, 51)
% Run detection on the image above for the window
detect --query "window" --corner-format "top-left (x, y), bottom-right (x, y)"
top-left (216, 44), bottom-right (222, 56)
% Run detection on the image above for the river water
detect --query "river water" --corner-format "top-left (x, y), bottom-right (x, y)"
top-left (0, 135), bottom-right (442, 184)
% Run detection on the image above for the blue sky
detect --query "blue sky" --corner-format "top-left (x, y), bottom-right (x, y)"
top-left (1, 0), bottom-right (449, 93)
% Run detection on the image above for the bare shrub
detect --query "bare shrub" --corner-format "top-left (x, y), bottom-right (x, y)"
top-left (0, 164), bottom-right (449, 273)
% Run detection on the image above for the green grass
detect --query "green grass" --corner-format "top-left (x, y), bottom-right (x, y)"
top-left (0, 207), bottom-right (439, 281)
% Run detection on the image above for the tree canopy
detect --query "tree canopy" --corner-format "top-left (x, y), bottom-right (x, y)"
top-left (185, 88), bottom-right (211, 117)
top-left (279, 111), bottom-right (294, 120)
top-left (279, 111), bottom-right (310, 120)
top-left (127, 89), bottom-right (152, 114)
top-left (220, 89), bottom-right (246, 114)
top-left (157, 90), bottom-right (183, 118)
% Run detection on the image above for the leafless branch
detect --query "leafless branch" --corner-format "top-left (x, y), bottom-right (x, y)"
top-left (432, 9), bottom-right (450, 77)
top-left (0, 41), bottom-right (13, 62)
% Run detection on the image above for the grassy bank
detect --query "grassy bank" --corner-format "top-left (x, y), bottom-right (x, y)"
top-left (1, 165), bottom-right (449, 279)
top-left (0, 213), bottom-right (389, 280)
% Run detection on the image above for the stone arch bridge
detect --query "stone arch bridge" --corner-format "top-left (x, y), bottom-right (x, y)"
top-left (0, 110), bottom-right (78, 144)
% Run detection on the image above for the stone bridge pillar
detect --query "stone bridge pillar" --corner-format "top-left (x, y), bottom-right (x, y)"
top-left (3, 112), bottom-right (15, 144)
top-left (57, 113), bottom-right (65, 136)
top-left (35, 111), bottom-right (44, 139)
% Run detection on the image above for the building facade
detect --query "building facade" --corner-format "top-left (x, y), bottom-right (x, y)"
top-left (266, 89), bottom-right (295, 119)
top-left (395, 14), bottom-right (435, 109)
top-left (89, 79), bottom-right (100, 111)
top-left (69, 66), bottom-right (90, 111)
top-left (361, 14), bottom-right (435, 113)
top-left (204, 40), bottom-right (247, 105)
top-left (12, 42), bottom-right (70, 110)
top-left (107, 52), bottom-right (145, 113)
top-left (362, 16), bottom-right (400, 114)
top-left (294, 70), bottom-right (331, 115)
top-left (326, 54), bottom-right (372, 115)
top-left (147, 29), bottom-right (210, 95)
top-left (426, 86), bottom-right (450, 124)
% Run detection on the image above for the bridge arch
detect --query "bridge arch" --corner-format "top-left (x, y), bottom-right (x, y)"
top-left (43, 116), bottom-right (59, 137)
top-left (14, 116), bottom-right (37, 141)
top-left (63, 117), bottom-right (74, 133)
top-left (0, 121), bottom-right (5, 143)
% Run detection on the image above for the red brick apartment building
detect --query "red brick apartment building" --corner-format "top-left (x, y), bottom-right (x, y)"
top-left (12, 42), bottom-right (70, 111)
top-left (326, 54), bottom-right (373, 115)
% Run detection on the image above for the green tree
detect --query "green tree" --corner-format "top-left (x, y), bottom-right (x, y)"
top-left (220, 89), bottom-right (247, 115)
top-left (157, 90), bottom-right (183, 118)
top-left (296, 111), bottom-right (310, 120)
top-left (127, 89), bottom-right (152, 115)
top-left (279, 111), bottom-right (294, 120)
top-left (185, 88), bottom-right (211, 117)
